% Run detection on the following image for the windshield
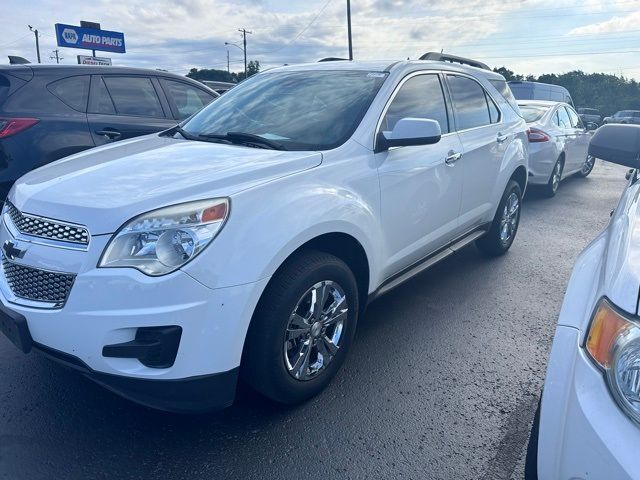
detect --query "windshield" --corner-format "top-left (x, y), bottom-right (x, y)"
top-left (182, 70), bottom-right (388, 151)
top-left (519, 105), bottom-right (549, 123)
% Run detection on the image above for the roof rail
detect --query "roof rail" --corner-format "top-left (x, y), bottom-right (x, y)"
top-left (419, 52), bottom-right (490, 71)
top-left (318, 57), bottom-right (348, 62)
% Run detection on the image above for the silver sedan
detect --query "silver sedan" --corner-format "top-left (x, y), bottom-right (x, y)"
top-left (518, 100), bottom-right (594, 197)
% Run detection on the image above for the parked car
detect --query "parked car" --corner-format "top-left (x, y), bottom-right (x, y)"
top-left (201, 80), bottom-right (236, 95)
top-left (0, 55), bottom-right (528, 412)
top-left (603, 110), bottom-right (640, 125)
top-left (0, 65), bottom-right (218, 199)
top-left (517, 100), bottom-right (594, 197)
top-left (508, 81), bottom-right (574, 106)
top-left (526, 124), bottom-right (640, 479)
top-left (576, 107), bottom-right (602, 126)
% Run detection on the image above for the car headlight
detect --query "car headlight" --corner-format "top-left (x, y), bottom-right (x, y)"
top-left (99, 198), bottom-right (229, 276)
top-left (586, 297), bottom-right (640, 424)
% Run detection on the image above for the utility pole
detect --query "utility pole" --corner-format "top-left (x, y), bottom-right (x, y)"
top-left (238, 28), bottom-right (252, 79)
top-left (227, 49), bottom-right (230, 73)
top-left (50, 49), bottom-right (63, 64)
top-left (28, 25), bottom-right (41, 63)
top-left (347, 0), bottom-right (353, 60)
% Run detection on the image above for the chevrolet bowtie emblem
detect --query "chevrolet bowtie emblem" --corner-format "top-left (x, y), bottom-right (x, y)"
top-left (3, 240), bottom-right (25, 261)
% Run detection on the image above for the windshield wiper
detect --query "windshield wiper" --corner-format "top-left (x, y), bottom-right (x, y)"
top-left (161, 125), bottom-right (202, 141)
top-left (199, 131), bottom-right (287, 151)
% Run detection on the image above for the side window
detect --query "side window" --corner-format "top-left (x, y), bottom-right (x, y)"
top-left (381, 74), bottom-right (449, 134)
top-left (88, 77), bottom-right (116, 115)
top-left (556, 107), bottom-right (571, 128)
top-left (566, 107), bottom-right (582, 128)
top-left (102, 76), bottom-right (164, 117)
top-left (47, 76), bottom-right (90, 112)
top-left (487, 94), bottom-right (500, 124)
top-left (162, 79), bottom-right (216, 120)
top-left (447, 75), bottom-right (491, 130)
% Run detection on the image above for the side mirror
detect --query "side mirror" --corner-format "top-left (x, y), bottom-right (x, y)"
top-left (589, 124), bottom-right (640, 169)
top-left (586, 122), bottom-right (598, 131)
top-left (376, 118), bottom-right (441, 153)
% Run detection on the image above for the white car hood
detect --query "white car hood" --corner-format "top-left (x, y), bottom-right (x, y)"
top-left (11, 134), bottom-right (322, 235)
top-left (600, 183), bottom-right (640, 315)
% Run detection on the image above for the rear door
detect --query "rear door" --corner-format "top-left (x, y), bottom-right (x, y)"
top-left (87, 75), bottom-right (176, 145)
top-left (445, 73), bottom-right (506, 231)
top-left (159, 78), bottom-right (217, 121)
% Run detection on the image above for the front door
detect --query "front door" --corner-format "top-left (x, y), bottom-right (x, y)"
top-left (375, 73), bottom-right (464, 278)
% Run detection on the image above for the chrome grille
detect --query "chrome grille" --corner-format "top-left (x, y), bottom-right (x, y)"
top-left (1, 257), bottom-right (75, 307)
top-left (5, 202), bottom-right (89, 245)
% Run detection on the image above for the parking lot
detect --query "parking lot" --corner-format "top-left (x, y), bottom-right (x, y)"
top-left (0, 160), bottom-right (627, 480)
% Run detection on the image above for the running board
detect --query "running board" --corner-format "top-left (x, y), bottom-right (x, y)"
top-left (370, 228), bottom-right (487, 301)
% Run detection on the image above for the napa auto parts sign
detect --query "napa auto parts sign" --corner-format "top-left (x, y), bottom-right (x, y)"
top-left (55, 23), bottom-right (125, 53)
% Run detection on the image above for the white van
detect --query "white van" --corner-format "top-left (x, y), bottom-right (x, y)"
top-left (508, 81), bottom-right (573, 106)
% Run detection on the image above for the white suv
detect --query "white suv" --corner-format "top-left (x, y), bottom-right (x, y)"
top-left (0, 56), bottom-right (528, 412)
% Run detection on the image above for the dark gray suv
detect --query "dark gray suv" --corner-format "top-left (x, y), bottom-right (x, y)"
top-left (0, 65), bottom-right (217, 198)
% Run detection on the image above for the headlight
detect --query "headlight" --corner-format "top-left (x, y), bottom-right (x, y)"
top-left (99, 198), bottom-right (229, 276)
top-left (586, 298), bottom-right (640, 424)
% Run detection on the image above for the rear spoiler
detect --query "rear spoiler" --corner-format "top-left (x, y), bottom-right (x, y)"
top-left (419, 52), bottom-right (490, 71)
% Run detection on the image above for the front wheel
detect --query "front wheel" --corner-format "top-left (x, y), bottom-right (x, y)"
top-left (579, 155), bottom-right (596, 177)
top-left (242, 250), bottom-right (359, 404)
top-left (476, 180), bottom-right (522, 257)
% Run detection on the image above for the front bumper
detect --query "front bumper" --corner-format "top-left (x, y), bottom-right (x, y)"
top-left (0, 212), bottom-right (269, 412)
top-left (538, 325), bottom-right (640, 479)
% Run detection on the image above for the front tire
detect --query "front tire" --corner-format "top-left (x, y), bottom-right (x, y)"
top-left (242, 250), bottom-right (359, 404)
top-left (579, 155), bottom-right (595, 177)
top-left (476, 180), bottom-right (522, 257)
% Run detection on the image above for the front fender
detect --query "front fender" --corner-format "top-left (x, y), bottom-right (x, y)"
top-left (181, 178), bottom-right (381, 292)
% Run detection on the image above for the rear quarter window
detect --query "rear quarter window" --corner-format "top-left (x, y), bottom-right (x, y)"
top-left (490, 79), bottom-right (520, 112)
top-left (47, 75), bottom-right (90, 112)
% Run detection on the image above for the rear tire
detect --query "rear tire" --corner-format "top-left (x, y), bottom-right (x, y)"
top-left (543, 158), bottom-right (563, 197)
top-left (579, 155), bottom-right (595, 177)
top-left (476, 180), bottom-right (522, 257)
top-left (242, 250), bottom-right (359, 405)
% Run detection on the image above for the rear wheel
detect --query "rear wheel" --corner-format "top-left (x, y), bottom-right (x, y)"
top-left (242, 250), bottom-right (359, 404)
top-left (579, 155), bottom-right (595, 177)
top-left (543, 158), bottom-right (563, 197)
top-left (476, 180), bottom-right (522, 257)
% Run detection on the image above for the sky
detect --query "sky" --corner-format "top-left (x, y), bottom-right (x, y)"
top-left (2, 0), bottom-right (640, 79)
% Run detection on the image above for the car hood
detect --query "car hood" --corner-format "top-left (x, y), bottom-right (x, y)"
top-left (11, 134), bottom-right (322, 235)
top-left (600, 182), bottom-right (640, 315)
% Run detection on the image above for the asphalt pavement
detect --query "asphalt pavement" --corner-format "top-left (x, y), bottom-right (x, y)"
top-left (0, 161), bottom-right (629, 480)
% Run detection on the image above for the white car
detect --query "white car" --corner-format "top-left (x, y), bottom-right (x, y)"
top-left (528, 124), bottom-right (640, 479)
top-left (518, 100), bottom-right (594, 197)
top-left (0, 56), bottom-right (528, 412)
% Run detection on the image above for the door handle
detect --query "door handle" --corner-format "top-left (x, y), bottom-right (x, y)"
top-left (496, 133), bottom-right (509, 143)
top-left (95, 129), bottom-right (122, 140)
top-left (445, 151), bottom-right (463, 166)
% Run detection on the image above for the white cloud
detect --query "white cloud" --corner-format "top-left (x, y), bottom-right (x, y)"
top-left (569, 10), bottom-right (640, 35)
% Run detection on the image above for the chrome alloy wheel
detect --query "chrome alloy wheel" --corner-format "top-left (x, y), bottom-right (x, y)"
top-left (500, 192), bottom-right (520, 245)
top-left (284, 280), bottom-right (348, 381)
top-left (551, 161), bottom-right (562, 193)
top-left (582, 155), bottom-right (596, 175)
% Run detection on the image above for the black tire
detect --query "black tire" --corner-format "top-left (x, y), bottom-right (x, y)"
top-left (476, 180), bottom-right (522, 257)
top-left (578, 155), bottom-right (595, 178)
top-left (524, 397), bottom-right (541, 480)
top-left (543, 157), bottom-right (563, 197)
top-left (242, 250), bottom-right (359, 404)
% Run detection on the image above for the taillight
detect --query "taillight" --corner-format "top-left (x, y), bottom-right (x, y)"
top-left (0, 118), bottom-right (39, 139)
top-left (527, 127), bottom-right (550, 143)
